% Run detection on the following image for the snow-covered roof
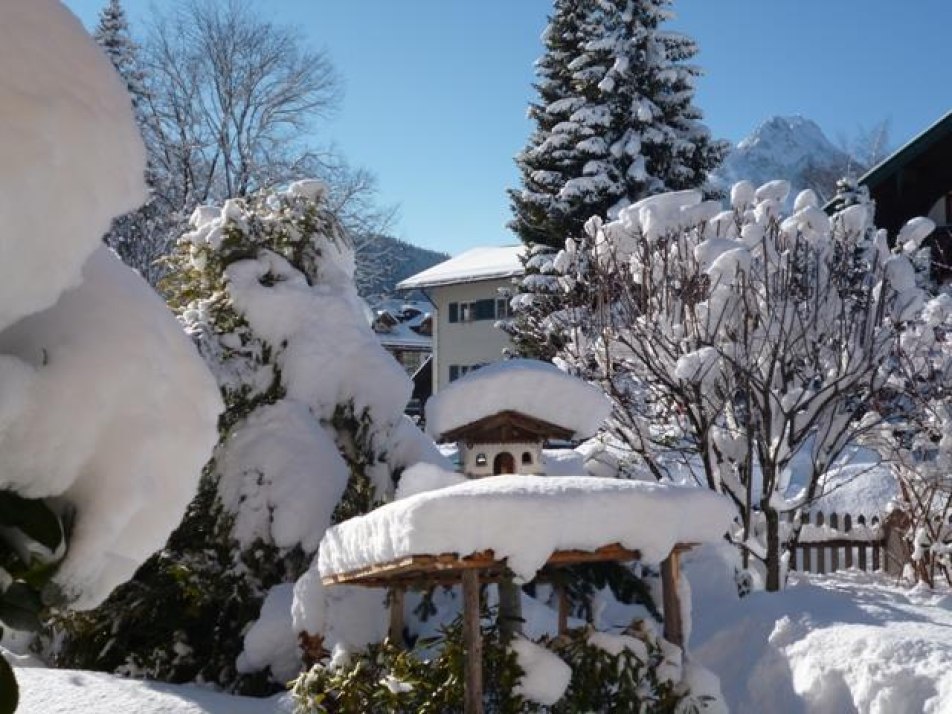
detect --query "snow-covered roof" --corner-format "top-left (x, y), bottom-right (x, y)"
top-left (396, 245), bottom-right (525, 290)
top-left (425, 359), bottom-right (611, 442)
top-left (318, 474), bottom-right (735, 582)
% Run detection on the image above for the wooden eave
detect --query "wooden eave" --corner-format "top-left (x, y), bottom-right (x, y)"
top-left (438, 409), bottom-right (575, 445)
top-left (322, 543), bottom-right (646, 589)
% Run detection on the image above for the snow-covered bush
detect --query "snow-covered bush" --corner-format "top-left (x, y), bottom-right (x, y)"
top-left (550, 181), bottom-right (939, 590)
top-left (52, 182), bottom-right (441, 691)
top-left (290, 618), bottom-right (705, 713)
top-left (0, 0), bottom-right (220, 707)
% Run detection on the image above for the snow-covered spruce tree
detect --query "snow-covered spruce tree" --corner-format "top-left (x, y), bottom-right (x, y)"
top-left (506, 0), bottom-right (726, 362)
top-left (509, 0), bottom-right (726, 250)
top-left (52, 182), bottom-right (438, 691)
top-left (551, 181), bottom-right (940, 591)
top-left (93, 0), bottom-right (146, 112)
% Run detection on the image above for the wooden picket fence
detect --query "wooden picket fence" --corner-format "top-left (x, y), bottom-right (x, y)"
top-left (787, 510), bottom-right (904, 576)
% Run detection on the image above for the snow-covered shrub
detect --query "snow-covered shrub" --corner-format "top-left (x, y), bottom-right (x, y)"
top-left (290, 618), bottom-right (709, 713)
top-left (0, 1), bottom-right (220, 707)
top-left (291, 616), bottom-right (527, 713)
top-left (51, 182), bottom-right (438, 691)
top-left (550, 181), bottom-right (939, 590)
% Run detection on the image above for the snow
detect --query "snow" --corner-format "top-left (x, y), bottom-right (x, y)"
top-left (688, 552), bottom-right (952, 714)
top-left (318, 474), bottom-right (735, 583)
top-left (425, 358), bottom-right (612, 441)
top-left (0, 0), bottom-right (146, 333)
top-left (13, 666), bottom-right (291, 714)
top-left (236, 584), bottom-right (299, 683)
top-left (510, 637), bottom-right (571, 706)
top-left (0, 250), bottom-right (220, 609)
top-left (0, 1), bottom-right (220, 610)
top-left (396, 245), bottom-right (524, 289)
top-left (216, 401), bottom-right (348, 553)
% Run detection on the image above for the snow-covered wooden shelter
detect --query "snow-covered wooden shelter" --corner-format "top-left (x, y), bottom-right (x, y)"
top-left (319, 475), bottom-right (734, 714)
top-left (425, 359), bottom-right (612, 477)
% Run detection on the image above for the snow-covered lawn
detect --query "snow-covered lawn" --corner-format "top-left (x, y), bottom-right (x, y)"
top-left (12, 564), bottom-right (952, 712)
top-left (14, 667), bottom-right (290, 714)
top-left (689, 549), bottom-right (952, 713)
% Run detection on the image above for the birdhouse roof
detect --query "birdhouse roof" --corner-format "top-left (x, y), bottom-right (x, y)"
top-left (425, 359), bottom-right (611, 443)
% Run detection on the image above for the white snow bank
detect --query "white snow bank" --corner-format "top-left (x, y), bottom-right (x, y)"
top-left (237, 584), bottom-right (300, 683)
top-left (0, 0), bottom-right (146, 332)
top-left (688, 555), bottom-right (952, 714)
top-left (395, 462), bottom-right (468, 499)
top-left (13, 665), bottom-right (292, 714)
top-left (217, 400), bottom-right (349, 553)
top-left (511, 637), bottom-right (571, 706)
top-left (319, 474), bottom-right (735, 582)
top-left (425, 359), bottom-right (612, 441)
top-left (0, 249), bottom-right (221, 608)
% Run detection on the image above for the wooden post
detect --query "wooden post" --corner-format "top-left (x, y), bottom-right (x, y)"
top-left (389, 587), bottom-right (405, 646)
top-left (462, 569), bottom-right (483, 714)
top-left (557, 584), bottom-right (569, 636)
top-left (661, 550), bottom-right (683, 648)
top-left (498, 577), bottom-right (523, 642)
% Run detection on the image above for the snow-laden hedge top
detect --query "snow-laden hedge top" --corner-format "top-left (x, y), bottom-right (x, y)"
top-left (425, 359), bottom-right (612, 441)
top-left (0, 0), bottom-right (146, 332)
top-left (318, 474), bottom-right (735, 582)
top-left (0, 1), bottom-right (219, 609)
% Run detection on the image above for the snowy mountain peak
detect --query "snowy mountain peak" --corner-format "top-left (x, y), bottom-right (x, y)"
top-left (713, 115), bottom-right (855, 202)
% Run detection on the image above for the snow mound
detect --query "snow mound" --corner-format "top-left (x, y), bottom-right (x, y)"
top-left (0, 0), bottom-right (146, 332)
top-left (511, 637), bottom-right (571, 706)
top-left (691, 569), bottom-right (952, 714)
top-left (0, 249), bottom-right (221, 608)
top-left (425, 359), bottom-right (611, 441)
top-left (319, 474), bottom-right (735, 582)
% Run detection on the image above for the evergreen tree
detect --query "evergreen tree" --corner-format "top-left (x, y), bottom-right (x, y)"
top-left (509, 0), bottom-right (727, 249)
top-left (50, 183), bottom-right (420, 692)
top-left (93, 0), bottom-right (146, 115)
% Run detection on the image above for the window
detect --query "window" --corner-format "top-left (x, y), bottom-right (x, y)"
top-left (475, 453), bottom-right (487, 467)
top-left (473, 299), bottom-right (496, 320)
top-left (448, 298), bottom-right (503, 323)
top-left (496, 298), bottom-right (511, 319)
top-left (449, 364), bottom-right (483, 382)
top-left (449, 365), bottom-right (460, 382)
top-left (521, 452), bottom-right (533, 465)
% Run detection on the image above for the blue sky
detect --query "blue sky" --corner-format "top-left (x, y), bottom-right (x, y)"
top-left (65, 0), bottom-right (952, 256)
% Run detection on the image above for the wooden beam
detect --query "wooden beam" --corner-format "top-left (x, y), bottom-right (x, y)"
top-left (557, 584), bottom-right (569, 636)
top-left (661, 550), bottom-right (683, 648)
top-left (462, 569), bottom-right (483, 714)
top-left (388, 587), bottom-right (405, 646)
top-left (322, 543), bottom-right (644, 588)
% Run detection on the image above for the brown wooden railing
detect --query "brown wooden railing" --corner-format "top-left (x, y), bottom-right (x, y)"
top-left (786, 510), bottom-right (905, 575)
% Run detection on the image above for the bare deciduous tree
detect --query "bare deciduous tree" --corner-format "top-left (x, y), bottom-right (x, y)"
top-left (549, 181), bottom-right (938, 590)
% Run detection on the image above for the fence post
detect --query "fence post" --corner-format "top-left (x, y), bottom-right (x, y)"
top-left (829, 513), bottom-right (840, 572)
top-left (882, 510), bottom-right (909, 577)
top-left (843, 514), bottom-right (854, 569)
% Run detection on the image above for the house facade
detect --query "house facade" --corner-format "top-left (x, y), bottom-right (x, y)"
top-left (830, 110), bottom-right (952, 276)
top-left (397, 246), bottom-right (524, 394)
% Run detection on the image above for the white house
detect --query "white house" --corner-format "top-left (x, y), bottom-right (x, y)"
top-left (397, 245), bottom-right (524, 394)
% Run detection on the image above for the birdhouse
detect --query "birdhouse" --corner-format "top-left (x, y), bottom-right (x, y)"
top-left (423, 359), bottom-right (612, 479)
top-left (441, 410), bottom-right (574, 477)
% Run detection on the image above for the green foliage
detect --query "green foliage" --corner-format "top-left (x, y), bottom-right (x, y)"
top-left (0, 645), bottom-right (16, 714)
top-left (291, 617), bottom-right (530, 714)
top-left (0, 491), bottom-right (68, 713)
top-left (291, 612), bottom-right (704, 713)
top-left (545, 625), bottom-right (686, 713)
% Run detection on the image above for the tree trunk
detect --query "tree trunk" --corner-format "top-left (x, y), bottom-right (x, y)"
top-left (765, 505), bottom-right (782, 591)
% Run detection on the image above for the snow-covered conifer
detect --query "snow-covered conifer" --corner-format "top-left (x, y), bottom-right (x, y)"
top-left (53, 182), bottom-right (444, 690)
top-left (509, 0), bottom-right (727, 249)
top-left (93, 0), bottom-right (146, 115)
